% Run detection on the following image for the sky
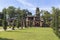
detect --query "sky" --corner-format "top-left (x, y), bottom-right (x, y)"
top-left (0, 0), bottom-right (60, 15)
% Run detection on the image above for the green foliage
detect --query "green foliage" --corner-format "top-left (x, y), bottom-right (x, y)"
top-left (52, 7), bottom-right (60, 38)
top-left (2, 8), bottom-right (7, 31)
top-left (16, 8), bottom-right (21, 28)
top-left (3, 20), bottom-right (7, 31)
top-left (41, 10), bottom-right (51, 27)
top-left (7, 6), bottom-right (16, 18)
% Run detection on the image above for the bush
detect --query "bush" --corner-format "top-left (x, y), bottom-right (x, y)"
top-left (3, 20), bottom-right (7, 31)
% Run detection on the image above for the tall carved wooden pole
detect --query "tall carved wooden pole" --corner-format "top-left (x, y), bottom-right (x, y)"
top-left (36, 7), bottom-right (40, 27)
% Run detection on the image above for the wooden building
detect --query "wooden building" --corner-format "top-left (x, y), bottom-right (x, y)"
top-left (25, 7), bottom-right (44, 27)
top-left (25, 16), bottom-right (44, 27)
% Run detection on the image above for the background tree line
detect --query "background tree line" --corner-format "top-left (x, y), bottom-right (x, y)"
top-left (0, 6), bottom-right (32, 30)
top-left (0, 6), bottom-right (60, 31)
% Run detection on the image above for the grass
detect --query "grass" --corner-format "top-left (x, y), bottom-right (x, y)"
top-left (0, 27), bottom-right (60, 40)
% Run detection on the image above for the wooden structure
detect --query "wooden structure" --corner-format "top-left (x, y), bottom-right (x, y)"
top-left (25, 7), bottom-right (44, 27)
top-left (25, 16), bottom-right (43, 27)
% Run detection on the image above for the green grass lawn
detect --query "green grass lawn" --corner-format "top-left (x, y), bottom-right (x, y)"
top-left (0, 27), bottom-right (60, 40)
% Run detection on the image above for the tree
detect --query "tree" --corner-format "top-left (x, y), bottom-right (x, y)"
top-left (21, 9), bottom-right (27, 28)
top-left (7, 6), bottom-right (16, 18)
top-left (0, 12), bottom-right (4, 26)
top-left (16, 8), bottom-right (21, 29)
top-left (51, 7), bottom-right (56, 28)
top-left (2, 8), bottom-right (7, 31)
top-left (52, 7), bottom-right (60, 38)
top-left (42, 11), bottom-right (51, 27)
top-left (12, 20), bottom-right (16, 30)
top-left (0, 12), bottom-right (4, 19)
top-left (6, 6), bottom-right (16, 28)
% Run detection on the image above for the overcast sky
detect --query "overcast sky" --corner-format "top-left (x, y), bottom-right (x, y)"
top-left (0, 0), bottom-right (60, 15)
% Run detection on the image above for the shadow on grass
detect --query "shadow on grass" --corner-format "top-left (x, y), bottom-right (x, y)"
top-left (6, 30), bottom-right (32, 33)
top-left (6, 30), bottom-right (20, 32)
top-left (0, 38), bottom-right (13, 40)
top-left (6, 28), bottom-right (27, 32)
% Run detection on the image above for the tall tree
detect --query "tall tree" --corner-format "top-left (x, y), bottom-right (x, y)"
top-left (52, 7), bottom-right (60, 37)
top-left (51, 7), bottom-right (56, 28)
top-left (2, 8), bottom-right (7, 31)
top-left (7, 6), bottom-right (16, 18)
top-left (6, 6), bottom-right (16, 29)
top-left (41, 10), bottom-right (51, 27)
top-left (16, 8), bottom-right (21, 28)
